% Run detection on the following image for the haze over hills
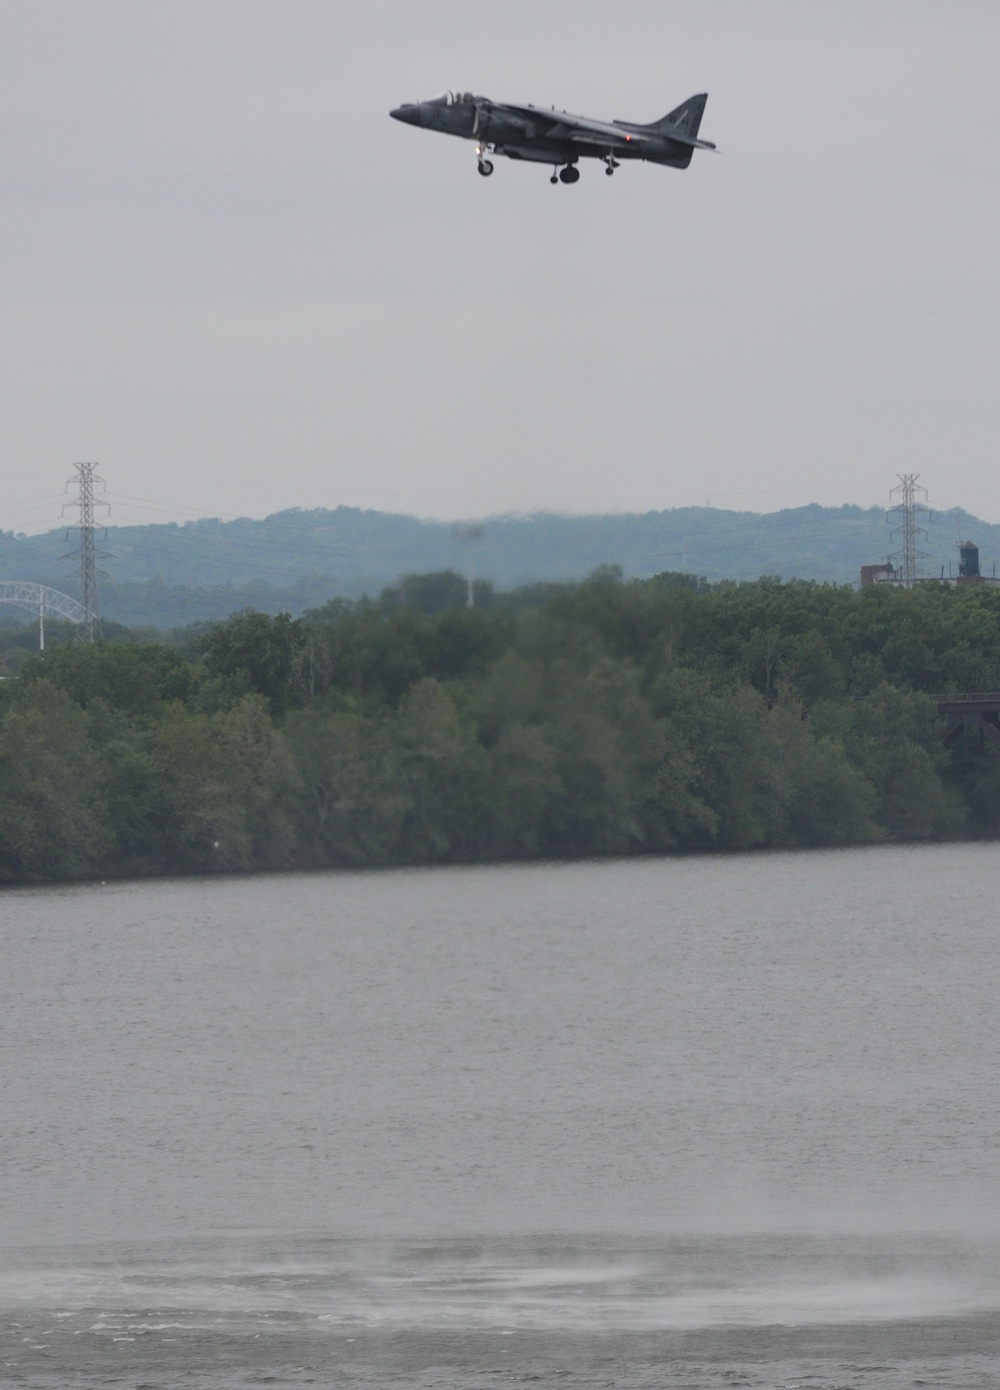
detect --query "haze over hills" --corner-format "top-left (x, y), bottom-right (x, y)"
top-left (2, 502), bottom-right (999, 629)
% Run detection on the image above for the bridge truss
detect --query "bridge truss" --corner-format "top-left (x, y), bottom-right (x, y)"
top-left (934, 692), bottom-right (1000, 762)
top-left (0, 581), bottom-right (89, 649)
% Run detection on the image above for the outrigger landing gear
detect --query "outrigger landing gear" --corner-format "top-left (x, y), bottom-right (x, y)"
top-left (604, 153), bottom-right (619, 176)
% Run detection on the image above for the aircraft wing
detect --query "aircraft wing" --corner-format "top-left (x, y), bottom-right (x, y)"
top-left (492, 103), bottom-right (650, 149)
top-left (494, 103), bottom-right (714, 150)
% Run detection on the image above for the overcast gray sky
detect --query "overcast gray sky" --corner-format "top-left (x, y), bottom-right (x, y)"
top-left (2, 1), bottom-right (998, 534)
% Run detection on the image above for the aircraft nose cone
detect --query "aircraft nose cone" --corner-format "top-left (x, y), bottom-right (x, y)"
top-left (390, 104), bottom-right (420, 125)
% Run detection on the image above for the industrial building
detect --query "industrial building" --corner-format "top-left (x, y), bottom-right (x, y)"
top-left (860, 541), bottom-right (1000, 589)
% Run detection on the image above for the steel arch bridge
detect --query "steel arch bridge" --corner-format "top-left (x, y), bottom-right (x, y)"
top-left (0, 581), bottom-right (89, 626)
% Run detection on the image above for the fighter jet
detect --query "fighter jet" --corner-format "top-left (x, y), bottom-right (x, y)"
top-left (389, 90), bottom-right (714, 183)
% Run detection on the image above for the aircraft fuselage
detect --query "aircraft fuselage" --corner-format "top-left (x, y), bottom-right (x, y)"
top-left (390, 90), bottom-right (714, 181)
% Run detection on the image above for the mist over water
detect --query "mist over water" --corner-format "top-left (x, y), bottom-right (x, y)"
top-left (3, 844), bottom-right (1000, 1385)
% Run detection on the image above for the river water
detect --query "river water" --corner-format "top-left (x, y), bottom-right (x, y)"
top-left (3, 844), bottom-right (1000, 1387)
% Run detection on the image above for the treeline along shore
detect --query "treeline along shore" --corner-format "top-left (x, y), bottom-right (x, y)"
top-left (2, 568), bottom-right (1000, 884)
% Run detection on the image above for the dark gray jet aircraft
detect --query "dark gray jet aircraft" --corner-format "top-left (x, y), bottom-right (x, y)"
top-left (389, 90), bottom-right (714, 183)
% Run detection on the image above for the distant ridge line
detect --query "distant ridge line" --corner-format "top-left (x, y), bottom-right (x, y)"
top-left (3, 502), bottom-right (998, 628)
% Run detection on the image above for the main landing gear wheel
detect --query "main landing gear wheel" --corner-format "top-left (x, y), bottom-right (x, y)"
top-left (559, 165), bottom-right (580, 184)
top-left (477, 159), bottom-right (494, 177)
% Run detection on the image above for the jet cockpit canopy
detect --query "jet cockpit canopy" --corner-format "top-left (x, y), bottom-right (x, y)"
top-left (426, 90), bottom-right (476, 106)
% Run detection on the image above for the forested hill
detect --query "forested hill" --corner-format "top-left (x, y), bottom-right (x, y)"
top-left (3, 502), bottom-right (998, 628)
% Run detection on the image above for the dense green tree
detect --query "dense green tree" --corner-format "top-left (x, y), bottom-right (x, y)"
top-left (0, 681), bottom-right (110, 880)
top-left (957, 762), bottom-right (1000, 834)
top-left (761, 700), bottom-right (877, 845)
top-left (199, 610), bottom-right (305, 714)
top-left (660, 676), bottom-right (783, 850)
top-left (813, 684), bottom-right (965, 838)
top-left (143, 695), bottom-right (297, 872)
top-left (379, 570), bottom-right (496, 616)
top-left (283, 702), bottom-right (408, 865)
top-left (20, 642), bottom-right (196, 716)
top-left (396, 677), bottom-right (486, 859)
top-left (4, 571), bottom-right (1000, 884)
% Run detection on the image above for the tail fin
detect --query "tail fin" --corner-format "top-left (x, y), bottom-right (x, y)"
top-left (648, 93), bottom-right (708, 138)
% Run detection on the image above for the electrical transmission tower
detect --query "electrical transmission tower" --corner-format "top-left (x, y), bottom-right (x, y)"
top-left (62, 462), bottom-right (111, 640)
top-left (888, 473), bottom-right (931, 588)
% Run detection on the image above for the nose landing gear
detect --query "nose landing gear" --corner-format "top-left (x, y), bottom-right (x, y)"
top-left (476, 146), bottom-right (494, 176)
